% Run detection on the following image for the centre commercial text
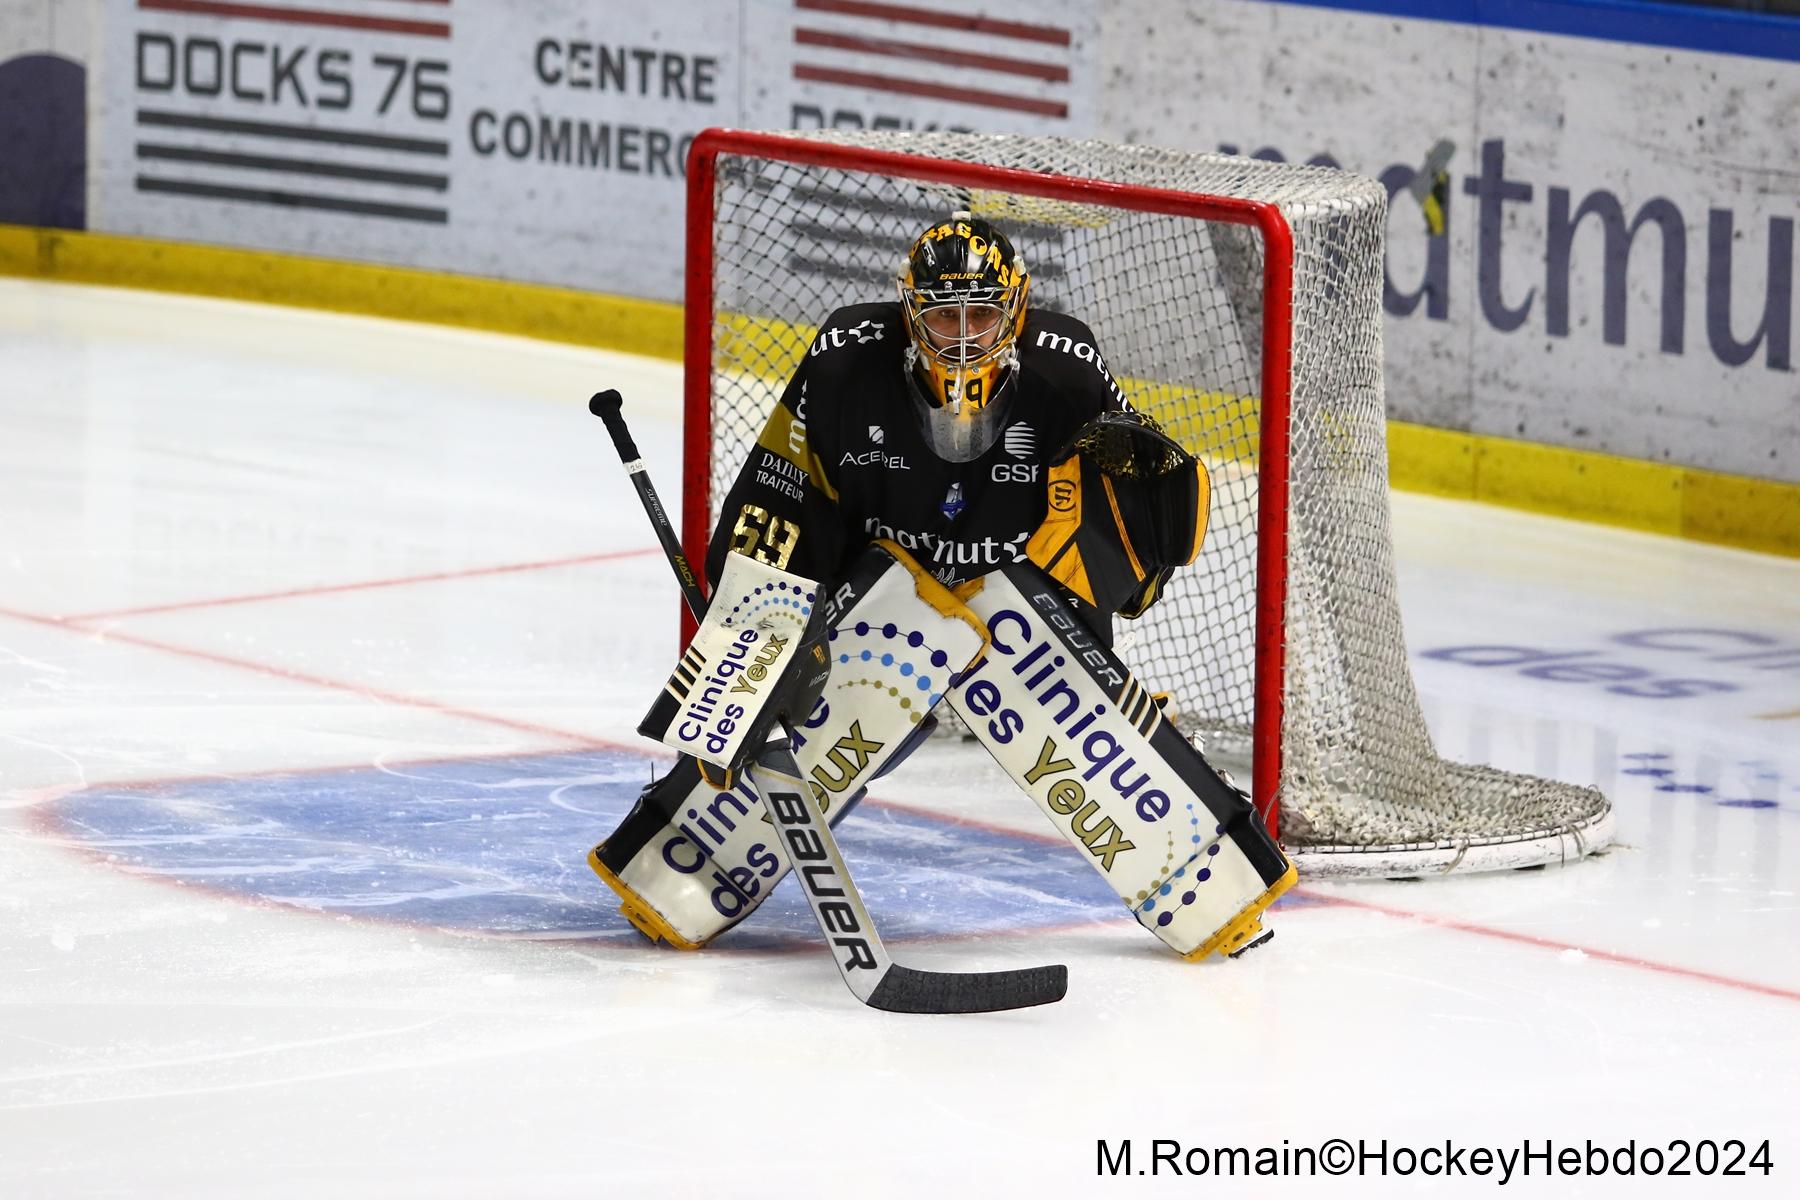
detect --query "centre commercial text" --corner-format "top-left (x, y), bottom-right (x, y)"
top-left (468, 38), bottom-right (717, 175)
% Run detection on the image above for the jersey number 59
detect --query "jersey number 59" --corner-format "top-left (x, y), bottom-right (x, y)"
top-left (729, 504), bottom-right (799, 570)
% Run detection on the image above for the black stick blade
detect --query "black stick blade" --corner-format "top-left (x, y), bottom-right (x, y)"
top-left (865, 964), bottom-right (1068, 1014)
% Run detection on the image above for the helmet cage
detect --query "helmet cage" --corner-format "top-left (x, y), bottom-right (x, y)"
top-left (897, 278), bottom-right (1028, 413)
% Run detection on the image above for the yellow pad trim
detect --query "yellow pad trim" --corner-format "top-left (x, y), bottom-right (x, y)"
top-left (587, 847), bottom-right (705, 951)
top-left (1099, 473), bottom-right (1147, 584)
top-left (872, 538), bottom-right (993, 637)
top-left (1024, 458), bottom-right (1096, 606)
top-left (1185, 860), bottom-right (1298, 962)
top-left (1188, 459), bottom-right (1212, 564)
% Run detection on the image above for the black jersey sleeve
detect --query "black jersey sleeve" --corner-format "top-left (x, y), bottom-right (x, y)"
top-left (704, 358), bottom-right (846, 588)
top-left (1017, 311), bottom-right (1132, 436)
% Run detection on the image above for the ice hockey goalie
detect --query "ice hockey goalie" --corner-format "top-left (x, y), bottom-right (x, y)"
top-left (588, 210), bottom-right (1294, 960)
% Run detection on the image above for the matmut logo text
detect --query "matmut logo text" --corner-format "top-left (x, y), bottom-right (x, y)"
top-left (861, 519), bottom-right (1028, 567)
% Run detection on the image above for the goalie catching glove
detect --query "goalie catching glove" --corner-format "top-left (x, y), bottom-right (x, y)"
top-left (1025, 409), bottom-right (1209, 619)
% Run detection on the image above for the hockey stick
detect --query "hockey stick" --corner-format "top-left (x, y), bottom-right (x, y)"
top-left (590, 389), bottom-right (1067, 1013)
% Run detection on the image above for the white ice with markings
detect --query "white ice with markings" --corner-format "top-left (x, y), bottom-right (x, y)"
top-left (2, 280), bottom-right (1795, 1197)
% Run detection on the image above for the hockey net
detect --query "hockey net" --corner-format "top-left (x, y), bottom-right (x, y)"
top-left (682, 128), bottom-right (1613, 877)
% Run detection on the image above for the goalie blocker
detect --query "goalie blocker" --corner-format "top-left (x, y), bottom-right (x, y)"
top-left (949, 563), bottom-right (1296, 959)
top-left (591, 541), bottom-right (988, 948)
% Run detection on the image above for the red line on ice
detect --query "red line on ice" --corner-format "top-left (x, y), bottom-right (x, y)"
top-left (61, 547), bottom-right (658, 622)
top-left (1295, 888), bottom-right (1800, 1006)
top-left (9, 596), bottom-right (1796, 1007)
top-left (0, 602), bottom-right (613, 749)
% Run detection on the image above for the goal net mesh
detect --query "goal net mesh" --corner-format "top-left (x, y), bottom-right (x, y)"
top-left (695, 130), bottom-right (1611, 874)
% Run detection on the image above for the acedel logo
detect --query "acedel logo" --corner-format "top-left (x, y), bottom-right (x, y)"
top-left (841, 448), bottom-right (910, 471)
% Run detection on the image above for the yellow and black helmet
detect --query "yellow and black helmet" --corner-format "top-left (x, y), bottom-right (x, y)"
top-left (897, 211), bottom-right (1030, 461)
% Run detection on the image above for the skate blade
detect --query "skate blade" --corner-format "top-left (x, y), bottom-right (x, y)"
top-left (1227, 927), bottom-right (1276, 958)
top-left (587, 846), bottom-right (704, 951)
top-left (1185, 860), bottom-right (1298, 962)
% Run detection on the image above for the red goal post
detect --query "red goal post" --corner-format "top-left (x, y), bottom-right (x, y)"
top-left (678, 127), bottom-right (1613, 877)
top-left (682, 126), bottom-right (1294, 832)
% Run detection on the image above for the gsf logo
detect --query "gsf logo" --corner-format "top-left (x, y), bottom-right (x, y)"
top-left (991, 462), bottom-right (1039, 483)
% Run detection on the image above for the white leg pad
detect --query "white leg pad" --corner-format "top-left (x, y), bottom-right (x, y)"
top-left (947, 565), bottom-right (1295, 959)
top-left (591, 541), bottom-right (988, 947)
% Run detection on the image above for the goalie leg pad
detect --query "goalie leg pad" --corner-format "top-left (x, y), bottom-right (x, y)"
top-left (589, 756), bottom-right (782, 949)
top-left (590, 541), bottom-right (989, 947)
top-left (948, 563), bottom-right (1295, 960)
top-left (638, 549), bottom-right (830, 785)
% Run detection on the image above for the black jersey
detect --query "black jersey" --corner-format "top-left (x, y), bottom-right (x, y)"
top-left (706, 301), bottom-right (1127, 592)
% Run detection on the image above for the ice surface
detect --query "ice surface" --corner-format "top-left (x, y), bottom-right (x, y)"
top-left (2, 280), bottom-right (1795, 1197)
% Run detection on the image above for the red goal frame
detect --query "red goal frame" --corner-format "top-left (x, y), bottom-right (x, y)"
top-left (680, 128), bottom-right (1295, 836)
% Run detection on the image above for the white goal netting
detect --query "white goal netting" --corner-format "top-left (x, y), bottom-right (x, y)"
top-left (689, 129), bottom-right (1612, 876)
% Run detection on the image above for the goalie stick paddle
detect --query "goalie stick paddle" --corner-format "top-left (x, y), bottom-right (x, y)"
top-left (589, 389), bottom-right (1067, 1014)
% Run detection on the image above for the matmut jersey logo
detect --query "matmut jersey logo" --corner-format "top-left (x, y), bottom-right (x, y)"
top-left (1034, 330), bottom-right (1129, 407)
top-left (810, 319), bottom-right (886, 356)
top-left (862, 519), bottom-right (1028, 569)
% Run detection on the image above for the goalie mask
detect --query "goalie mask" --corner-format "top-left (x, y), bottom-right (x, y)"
top-left (897, 211), bottom-right (1030, 462)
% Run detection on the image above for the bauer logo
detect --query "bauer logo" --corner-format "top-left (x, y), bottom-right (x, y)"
top-left (765, 787), bottom-right (880, 973)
